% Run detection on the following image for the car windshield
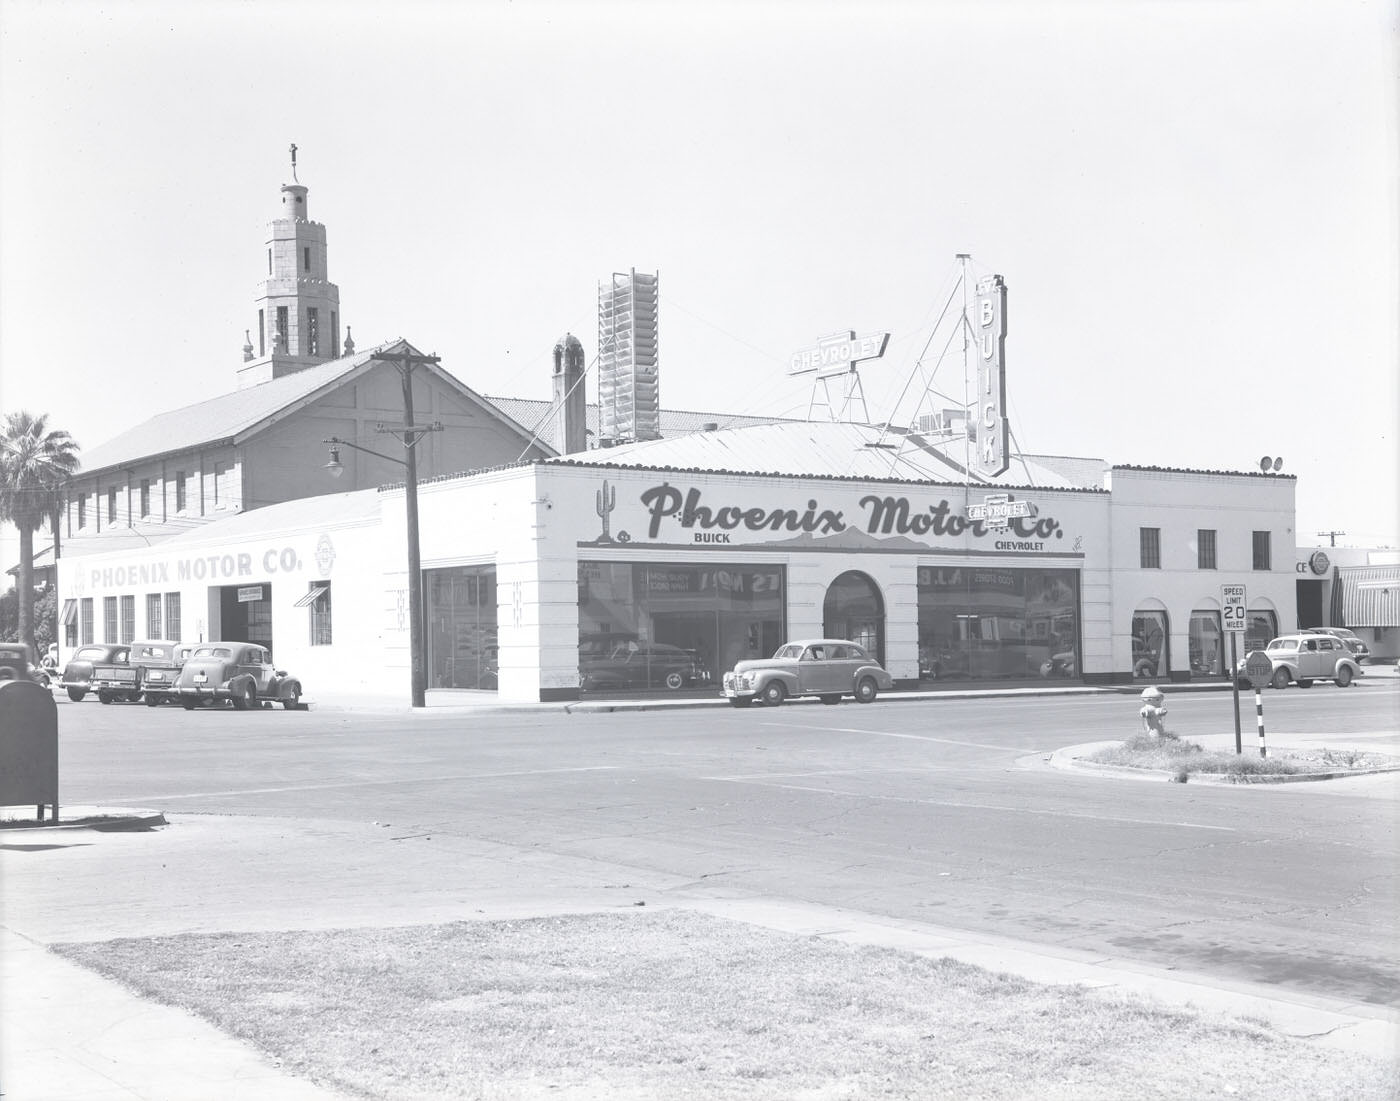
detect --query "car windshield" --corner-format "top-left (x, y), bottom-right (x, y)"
top-left (1267, 639), bottom-right (1296, 652)
top-left (136, 646), bottom-right (171, 659)
top-left (74, 647), bottom-right (109, 661)
top-left (774, 644), bottom-right (804, 660)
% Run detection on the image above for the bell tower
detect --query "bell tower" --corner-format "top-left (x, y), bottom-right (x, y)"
top-left (238, 145), bottom-right (346, 388)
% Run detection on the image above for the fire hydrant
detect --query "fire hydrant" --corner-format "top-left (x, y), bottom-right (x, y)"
top-left (1139, 686), bottom-right (1167, 736)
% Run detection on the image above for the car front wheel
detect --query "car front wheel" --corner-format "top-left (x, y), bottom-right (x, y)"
top-left (1336, 667), bottom-right (1353, 688)
top-left (854, 677), bottom-right (878, 704)
top-left (98, 692), bottom-right (113, 705)
top-left (1271, 668), bottom-right (1290, 690)
top-left (67, 688), bottom-right (86, 702)
top-left (760, 681), bottom-right (786, 707)
top-left (283, 686), bottom-right (301, 710)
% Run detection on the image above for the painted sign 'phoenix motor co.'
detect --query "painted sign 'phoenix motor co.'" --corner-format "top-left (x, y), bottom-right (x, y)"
top-left (633, 484), bottom-right (1066, 551)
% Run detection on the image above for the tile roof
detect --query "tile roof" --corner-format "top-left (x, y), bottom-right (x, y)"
top-left (545, 421), bottom-right (1095, 490)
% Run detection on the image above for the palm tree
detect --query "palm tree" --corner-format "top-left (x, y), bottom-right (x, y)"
top-left (0, 412), bottom-right (80, 652)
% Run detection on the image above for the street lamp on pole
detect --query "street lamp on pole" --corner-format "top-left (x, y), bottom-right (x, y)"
top-left (321, 349), bottom-right (443, 707)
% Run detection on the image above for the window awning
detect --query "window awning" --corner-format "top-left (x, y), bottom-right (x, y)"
top-left (60, 599), bottom-right (78, 626)
top-left (293, 585), bottom-right (329, 609)
top-left (1339, 566), bottom-right (1400, 628)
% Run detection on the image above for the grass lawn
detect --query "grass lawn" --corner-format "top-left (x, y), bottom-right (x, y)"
top-left (54, 909), bottom-right (1397, 1100)
top-left (1084, 734), bottom-right (1399, 782)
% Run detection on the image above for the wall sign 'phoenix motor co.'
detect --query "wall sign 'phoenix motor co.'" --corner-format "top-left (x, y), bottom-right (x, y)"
top-left (623, 483), bottom-right (1069, 552)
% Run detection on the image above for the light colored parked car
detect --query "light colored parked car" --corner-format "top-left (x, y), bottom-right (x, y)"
top-left (1240, 634), bottom-right (1363, 690)
top-left (173, 642), bottom-right (304, 710)
top-left (722, 639), bottom-right (894, 707)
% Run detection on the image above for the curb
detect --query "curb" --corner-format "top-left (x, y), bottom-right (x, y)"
top-left (0, 807), bottom-right (167, 831)
top-left (1050, 742), bottom-right (1400, 785)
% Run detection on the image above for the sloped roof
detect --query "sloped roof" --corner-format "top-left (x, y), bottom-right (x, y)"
top-left (77, 339), bottom-right (542, 477)
top-left (483, 396), bottom-right (790, 448)
top-left (545, 420), bottom-right (1093, 490)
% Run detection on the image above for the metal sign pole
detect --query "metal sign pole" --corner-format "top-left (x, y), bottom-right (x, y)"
top-left (1231, 633), bottom-right (1242, 755)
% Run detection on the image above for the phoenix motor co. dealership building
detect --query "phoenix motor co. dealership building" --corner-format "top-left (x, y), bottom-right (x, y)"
top-left (57, 420), bottom-right (1299, 703)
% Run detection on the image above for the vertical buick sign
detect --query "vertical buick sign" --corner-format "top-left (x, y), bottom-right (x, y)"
top-left (973, 274), bottom-right (1009, 477)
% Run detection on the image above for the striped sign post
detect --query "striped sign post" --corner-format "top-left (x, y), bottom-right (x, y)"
top-left (1243, 651), bottom-right (1274, 759)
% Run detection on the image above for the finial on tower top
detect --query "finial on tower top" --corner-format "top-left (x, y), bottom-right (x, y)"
top-left (290, 143), bottom-right (299, 182)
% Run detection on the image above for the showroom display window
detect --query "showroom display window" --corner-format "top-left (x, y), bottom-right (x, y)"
top-left (426, 566), bottom-right (497, 689)
top-left (917, 567), bottom-right (1080, 682)
top-left (578, 562), bottom-right (785, 694)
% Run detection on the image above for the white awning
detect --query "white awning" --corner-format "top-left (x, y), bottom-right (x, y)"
top-left (293, 585), bottom-right (329, 609)
top-left (1340, 566), bottom-right (1400, 628)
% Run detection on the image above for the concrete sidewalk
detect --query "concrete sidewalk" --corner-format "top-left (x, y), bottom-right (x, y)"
top-left (3, 802), bottom-right (1397, 1099)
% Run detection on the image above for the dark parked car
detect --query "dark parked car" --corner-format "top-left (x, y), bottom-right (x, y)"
top-left (127, 640), bottom-right (191, 706)
top-left (0, 642), bottom-right (43, 686)
top-left (1302, 627), bottom-right (1370, 664)
top-left (722, 639), bottom-right (894, 707)
top-left (173, 642), bottom-right (304, 710)
top-left (59, 644), bottom-right (131, 702)
top-left (580, 643), bottom-right (709, 692)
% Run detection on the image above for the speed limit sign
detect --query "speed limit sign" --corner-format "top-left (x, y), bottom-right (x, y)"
top-left (1221, 584), bottom-right (1247, 633)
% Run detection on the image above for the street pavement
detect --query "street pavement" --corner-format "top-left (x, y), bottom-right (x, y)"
top-left (3, 671), bottom-right (1398, 1099)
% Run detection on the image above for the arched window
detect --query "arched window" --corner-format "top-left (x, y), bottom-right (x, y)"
top-left (823, 571), bottom-right (885, 665)
top-left (1190, 609), bottom-right (1224, 677)
top-left (1132, 608), bottom-right (1169, 679)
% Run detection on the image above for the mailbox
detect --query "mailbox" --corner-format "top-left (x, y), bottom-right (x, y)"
top-left (0, 679), bottom-right (59, 822)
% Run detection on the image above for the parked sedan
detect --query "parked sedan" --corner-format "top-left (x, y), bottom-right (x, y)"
top-left (173, 642), bottom-right (304, 710)
top-left (1239, 634), bottom-right (1363, 689)
top-left (1302, 627), bottom-right (1370, 664)
top-left (581, 643), bottom-right (709, 692)
top-left (723, 639), bottom-right (894, 707)
top-left (0, 642), bottom-right (43, 686)
top-left (58, 643), bottom-right (131, 702)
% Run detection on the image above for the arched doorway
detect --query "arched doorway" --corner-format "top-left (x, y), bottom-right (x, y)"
top-left (823, 571), bottom-right (885, 664)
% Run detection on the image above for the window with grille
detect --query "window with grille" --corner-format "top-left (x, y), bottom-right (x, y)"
top-left (81, 598), bottom-right (94, 645)
top-left (1198, 529), bottom-right (1217, 570)
top-left (299, 583), bottom-right (333, 645)
top-left (104, 596), bottom-right (118, 643)
top-left (1252, 531), bottom-right (1272, 571)
top-left (1139, 527), bottom-right (1161, 569)
top-left (164, 592), bottom-right (181, 641)
top-left (120, 595), bottom-right (135, 643)
top-left (147, 593), bottom-right (162, 638)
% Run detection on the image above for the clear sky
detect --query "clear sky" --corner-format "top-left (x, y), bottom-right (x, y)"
top-left (2, 0), bottom-right (1396, 575)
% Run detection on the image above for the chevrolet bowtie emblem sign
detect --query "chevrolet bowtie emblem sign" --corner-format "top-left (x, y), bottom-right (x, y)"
top-left (789, 330), bottom-right (890, 379)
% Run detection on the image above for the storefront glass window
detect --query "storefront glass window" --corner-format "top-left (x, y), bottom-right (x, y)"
top-left (918, 567), bottom-right (1080, 682)
top-left (1132, 610), bottom-right (1169, 679)
top-left (426, 566), bottom-right (497, 689)
top-left (578, 562), bottom-right (785, 694)
top-left (1244, 609), bottom-right (1278, 654)
top-left (1189, 609), bottom-right (1224, 676)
